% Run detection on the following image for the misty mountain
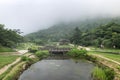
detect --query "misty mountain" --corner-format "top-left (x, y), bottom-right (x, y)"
top-left (25, 17), bottom-right (120, 42)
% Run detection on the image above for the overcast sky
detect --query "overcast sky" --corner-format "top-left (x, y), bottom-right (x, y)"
top-left (0, 0), bottom-right (120, 34)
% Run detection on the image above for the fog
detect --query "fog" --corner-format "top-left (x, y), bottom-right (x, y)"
top-left (0, 0), bottom-right (120, 34)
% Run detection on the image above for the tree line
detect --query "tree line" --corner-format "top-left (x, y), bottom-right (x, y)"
top-left (25, 17), bottom-right (114, 44)
top-left (70, 22), bottom-right (120, 48)
top-left (25, 17), bottom-right (120, 48)
top-left (0, 24), bottom-right (23, 48)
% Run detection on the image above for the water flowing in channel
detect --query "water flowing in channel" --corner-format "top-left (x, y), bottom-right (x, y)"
top-left (19, 59), bottom-right (94, 80)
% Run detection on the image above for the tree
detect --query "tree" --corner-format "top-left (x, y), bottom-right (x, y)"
top-left (112, 33), bottom-right (120, 48)
top-left (70, 27), bottom-right (82, 45)
top-left (0, 24), bottom-right (23, 48)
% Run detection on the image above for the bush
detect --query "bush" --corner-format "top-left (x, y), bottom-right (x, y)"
top-left (104, 68), bottom-right (115, 80)
top-left (28, 47), bottom-right (38, 53)
top-left (21, 56), bottom-right (32, 62)
top-left (35, 50), bottom-right (49, 59)
top-left (86, 55), bottom-right (97, 63)
top-left (92, 67), bottom-right (107, 80)
top-left (92, 67), bottom-right (115, 80)
top-left (67, 48), bottom-right (87, 59)
top-left (117, 66), bottom-right (120, 71)
top-left (21, 56), bottom-right (28, 61)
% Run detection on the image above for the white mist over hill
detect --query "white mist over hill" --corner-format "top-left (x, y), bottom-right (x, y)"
top-left (0, 0), bottom-right (120, 34)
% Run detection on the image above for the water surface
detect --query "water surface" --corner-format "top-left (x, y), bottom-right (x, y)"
top-left (19, 59), bottom-right (94, 80)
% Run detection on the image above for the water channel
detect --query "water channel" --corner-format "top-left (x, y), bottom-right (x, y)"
top-left (18, 59), bottom-right (94, 80)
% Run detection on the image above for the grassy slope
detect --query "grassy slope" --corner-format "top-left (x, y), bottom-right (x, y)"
top-left (0, 46), bottom-right (15, 52)
top-left (0, 46), bottom-right (19, 68)
top-left (0, 55), bottom-right (19, 69)
top-left (88, 51), bottom-right (120, 62)
top-left (16, 43), bottom-right (38, 50)
top-left (90, 47), bottom-right (120, 53)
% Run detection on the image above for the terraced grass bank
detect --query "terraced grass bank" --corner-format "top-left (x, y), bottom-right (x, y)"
top-left (0, 45), bottom-right (119, 80)
top-left (88, 51), bottom-right (120, 80)
top-left (0, 46), bottom-right (15, 52)
top-left (0, 51), bottom-right (20, 69)
top-left (0, 55), bottom-right (19, 69)
top-left (0, 54), bottom-right (39, 80)
top-left (88, 51), bottom-right (120, 62)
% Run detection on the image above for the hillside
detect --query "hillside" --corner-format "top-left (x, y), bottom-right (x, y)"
top-left (25, 17), bottom-right (120, 47)
top-left (81, 22), bottom-right (120, 48)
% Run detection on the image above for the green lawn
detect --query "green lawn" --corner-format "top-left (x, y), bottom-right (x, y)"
top-left (0, 55), bottom-right (19, 69)
top-left (88, 51), bottom-right (120, 62)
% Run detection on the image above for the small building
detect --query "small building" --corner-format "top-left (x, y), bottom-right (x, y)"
top-left (59, 39), bottom-right (70, 45)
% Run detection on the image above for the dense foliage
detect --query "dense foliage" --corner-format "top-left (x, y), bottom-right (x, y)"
top-left (35, 50), bottom-right (49, 59)
top-left (67, 48), bottom-right (87, 58)
top-left (25, 17), bottom-right (114, 42)
top-left (28, 47), bottom-right (38, 53)
top-left (21, 56), bottom-right (32, 62)
top-left (25, 17), bottom-right (120, 48)
top-left (70, 27), bottom-right (82, 45)
top-left (81, 22), bottom-right (120, 48)
top-left (0, 24), bottom-right (23, 48)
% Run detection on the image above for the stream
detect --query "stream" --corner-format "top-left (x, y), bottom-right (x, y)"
top-left (18, 59), bottom-right (94, 80)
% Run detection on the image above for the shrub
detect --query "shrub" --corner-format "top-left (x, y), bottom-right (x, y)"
top-left (86, 55), bottom-right (97, 63)
top-left (67, 48), bottom-right (87, 59)
top-left (117, 66), bottom-right (120, 71)
top-left (21, 56), bottom-right (28, 61)
top-left (35, 50), bottom-right (49, 59)
top-left (21, 56), bottom-right (32, 62)
top-left (104, 68), bottom-right (115, 80)
top-left (28, 47), bottom-right (38, 53)
top-left (92, 67), bottom-right (115, 80)
top-left (92, 67), bottom-right (107, 80)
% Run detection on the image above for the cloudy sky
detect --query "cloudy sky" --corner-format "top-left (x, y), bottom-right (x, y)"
top-left (0, 0), bottom-right (120, 34)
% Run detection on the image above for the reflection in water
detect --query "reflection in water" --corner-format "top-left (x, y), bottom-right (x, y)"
top-left (19, 60), bottom-right (94, 80)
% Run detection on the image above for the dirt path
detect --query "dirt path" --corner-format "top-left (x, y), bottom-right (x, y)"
top-left (17, 50), bottom-right (28, 55)
top-left (0, 50), bottom-right (28, 75)
top-left (92, 54), bottom-right (120, 65)
top-left (0, 58), bottom-right (20, 75)
top-left (92, 54), bottom-right (120, 80)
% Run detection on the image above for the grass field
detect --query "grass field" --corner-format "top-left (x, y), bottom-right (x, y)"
top-left (0, 46), bottom-right (15, 52)
top-left (16, 42), bottom-right (39, 50)
top-left (0, 54), bottom-right (19, 69)
top-left (89, 47), bottom-right (120, 53)
top-left (0, 46), bottom-right (19, 69)
top-left (88, 51), bottom-right (120, 62)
